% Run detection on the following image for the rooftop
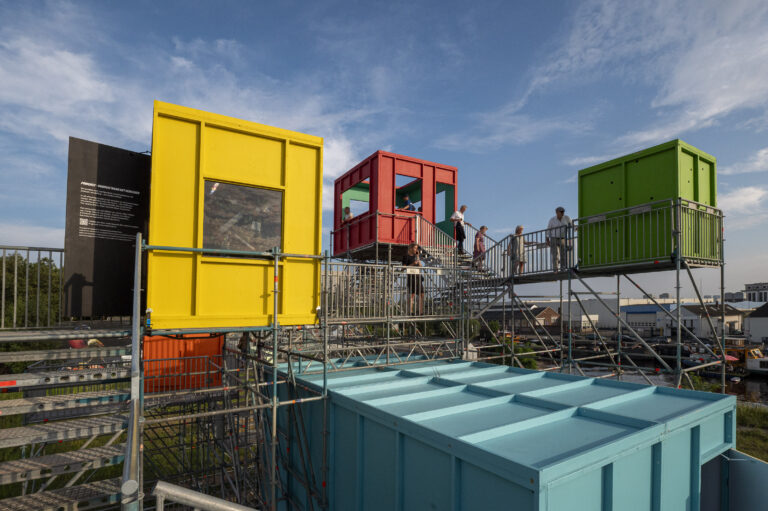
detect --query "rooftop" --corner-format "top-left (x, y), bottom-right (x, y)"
top-left (296, 360), bottom-right (735, 485)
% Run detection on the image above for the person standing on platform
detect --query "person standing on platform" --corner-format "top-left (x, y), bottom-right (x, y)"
top-left (402, 243), bottom-right (424, 315)
top-left (509, 225), bottom-right (526, 275)
top-left (546, 207), bottom-right (573, 271)
top-left (450, 205), bottom-right (471, 254)
top-left (342, 206), bottom-right (353, 222)
top-left (473, 226), bottom-right (488, 270)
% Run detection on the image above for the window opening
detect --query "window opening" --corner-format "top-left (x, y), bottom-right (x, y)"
top-left (203, 181), bottom-right (282, 253)
top-left (395, 174), bottom-right (422, 212)
top-left (341, 181), bottom-right (370, 221)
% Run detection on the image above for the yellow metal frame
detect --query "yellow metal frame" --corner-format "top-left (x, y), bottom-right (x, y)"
top-left (147, 101), bottom-right (323, 328)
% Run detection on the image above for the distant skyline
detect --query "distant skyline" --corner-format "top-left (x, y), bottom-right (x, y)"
top-left (1, 0), bottom-right (767, 297)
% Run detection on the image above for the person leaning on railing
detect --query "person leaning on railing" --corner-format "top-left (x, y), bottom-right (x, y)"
top-left (342, 206), bottom-right (353, 222)
top-left (546, 207), bottom-right (572, 272)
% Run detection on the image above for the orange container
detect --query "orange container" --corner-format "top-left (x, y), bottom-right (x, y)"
top-left (143, 334), bottom-right (224, 393)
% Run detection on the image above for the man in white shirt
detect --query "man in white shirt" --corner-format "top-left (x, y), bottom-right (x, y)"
top-left (450, 205), bottom-right (471, 254)
top-left (546, 207), bottom-right (573, 271)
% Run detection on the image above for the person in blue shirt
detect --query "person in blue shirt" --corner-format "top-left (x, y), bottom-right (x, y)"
top-left (400, 194), bottom-right (417, 211)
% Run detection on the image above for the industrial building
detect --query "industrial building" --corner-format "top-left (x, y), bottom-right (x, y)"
top-left (745, 303), bottom-right (768, 343)
top-left (745, 282), bottom-right (768, 302)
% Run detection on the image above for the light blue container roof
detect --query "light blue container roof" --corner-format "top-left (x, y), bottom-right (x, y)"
top-left (296, 360), bottom-right (735, 485)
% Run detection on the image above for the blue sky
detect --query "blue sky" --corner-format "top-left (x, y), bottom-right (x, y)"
top-left (1, 0), bottom-right (767, 296)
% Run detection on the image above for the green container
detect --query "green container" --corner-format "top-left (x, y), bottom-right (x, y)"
top-left (577, 140), bottom-right (720, 270)
top-left (578, 139), bottom-right (716, 218)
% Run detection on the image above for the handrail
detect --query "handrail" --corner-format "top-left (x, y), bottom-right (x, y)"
top-left (143, 243), bottom-right (324, 259)
top-left (332, 210), bottom-right (462, 265)
top-left (470, 224), bottom-right (575, 278)
top-left (0, 245), bottom-right (65, 252)
top-left (153, 481), bottom-right (256, 511)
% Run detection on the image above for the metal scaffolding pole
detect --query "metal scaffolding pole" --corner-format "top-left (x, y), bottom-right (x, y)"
top-left (270, 248), bottom-right (279, 511)
top-left (510, 280), bottom-right (515, 367)
top-left (616, 275), bottom-right (622, 381)
top-left (721, 240), bottom-right (726, 393)
top-left (675, 199), bottom-right (683, 388)
top-left (560, 268), bottom-right (573, 374)
top-left (559, 279), bottom-right (564, 371)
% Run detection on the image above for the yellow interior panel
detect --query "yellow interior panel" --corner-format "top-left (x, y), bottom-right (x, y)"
top-left (147, 101), bottom-right (323, 329)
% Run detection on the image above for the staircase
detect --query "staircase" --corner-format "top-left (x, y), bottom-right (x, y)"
top-left (0, 337), bottom-right (131, 510)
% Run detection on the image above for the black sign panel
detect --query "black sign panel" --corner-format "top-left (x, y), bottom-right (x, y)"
top-left (63, 137), bottom-right (150, 317)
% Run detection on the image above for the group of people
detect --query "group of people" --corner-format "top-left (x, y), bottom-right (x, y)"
top-left (400, 205), bottom-right (573, 315)
top-left (452, 205), bottom-right (574, 274)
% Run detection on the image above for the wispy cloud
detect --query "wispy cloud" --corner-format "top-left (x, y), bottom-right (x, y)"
top-left (721, 147), bottom-right (768, 175)
top-left (461, 0), bottom-right (768, 153)
top-left (0, 222), bottom-right (64, 247)
top-left (563, 154), bottom-right (618, 167)
top-left (719, 186), bottom-right (768, 230)
top-left (612, 2), bottom-right (768, 145)
top-left (436, 112), bottom-right (587, 152)
top-left (0, 1), bottom-right (406, 222)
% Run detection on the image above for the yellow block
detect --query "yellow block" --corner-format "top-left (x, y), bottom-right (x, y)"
top-left (147, 101), bottom-right (323, 328)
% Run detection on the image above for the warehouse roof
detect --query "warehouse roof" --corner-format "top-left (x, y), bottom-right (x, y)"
top-left (681, 304), bottom-right (744, 316)
top-left (749, 302), bottom-right (768, 318)
top-left (620, 304), bottom-right (673, 314)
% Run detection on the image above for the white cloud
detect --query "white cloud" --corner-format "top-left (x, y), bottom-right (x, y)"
top-left (563, 154), bottom-right (617, 167)
top-left (0, 5), bottom-right (398, 213)
top-left (721, 147), bottom-right (768, 175)
top-left (719, 186), bottom-right (767, 214)
top-left (718, 186), bottom-right (768, 230)
top-left (437, 112), bottom-right (586, 152)
top-left (612, 2), bottom-right (768, 145)
top-left (467, 0), bottom-right (768, 150)
top-left (0, 223), bottom-right (64, 247)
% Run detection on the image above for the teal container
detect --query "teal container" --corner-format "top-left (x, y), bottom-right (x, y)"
top-left (278, 360), bottom-right (736, 510)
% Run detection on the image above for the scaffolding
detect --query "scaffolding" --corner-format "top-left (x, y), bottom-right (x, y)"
top-left (0, 198), bottom-right (736, 510)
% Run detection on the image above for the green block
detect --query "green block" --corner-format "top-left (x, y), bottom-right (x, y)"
top-left (578, 139), bottom-right (716, 218)
top-left (577, 140), bottom-right (720, 270)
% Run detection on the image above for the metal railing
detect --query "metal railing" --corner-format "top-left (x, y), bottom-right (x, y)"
top-left (1, 245), bottom-right (64, 329)
top-left (332, 211), bottom-right (464, 266)
top-left (462, 222), bottom-right (497, 255)
top-left (471, 198), bottom-right (722, 279)
top-left (577, 198), bottom-right (723, 270)
top-left (143, 355), bottom-right (224, 393)
top-left (679, 199), bottom-right (723, 264)
top-left (471, 225), bottom-right (576, 279)
top-left (153, 481), bottom-right (256, 511)
top-left (414, 214), bottom-right (457, 266)
top-left (324, 260), bottom-right (460, 323)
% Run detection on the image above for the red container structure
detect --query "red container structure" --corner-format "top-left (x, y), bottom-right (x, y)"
top-left (143, 334), bottom-right (224, 393)
top-left (333, 151), bottom-right (458, 259)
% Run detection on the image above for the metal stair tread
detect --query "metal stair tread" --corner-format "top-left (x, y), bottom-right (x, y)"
top-left (0, 477), bottom-right (121, 510)
top-left (0, 367), bottom-right (130, 388)
top-left (0, 415), bottom-right (127, 449)
top-left (0, 390), bottom-right (130, 416)
top-left (0, 445), bottom-right (124, 484)
top-left (0, 347), bottom-right (130, 363)
top-left (0, 329), bottom-right (131, 344)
